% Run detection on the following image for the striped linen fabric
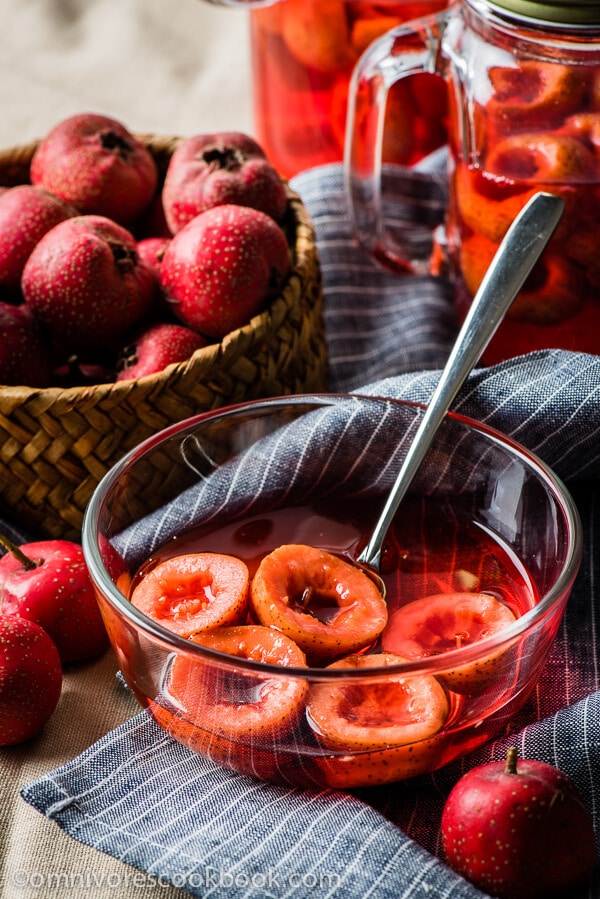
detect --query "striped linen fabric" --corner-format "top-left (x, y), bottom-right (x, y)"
top-left (21, 164), bottom-right (600, 898)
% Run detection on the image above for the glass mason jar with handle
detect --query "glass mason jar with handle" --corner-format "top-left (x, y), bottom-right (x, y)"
top-left (346, 0), bottom-right (600, 364)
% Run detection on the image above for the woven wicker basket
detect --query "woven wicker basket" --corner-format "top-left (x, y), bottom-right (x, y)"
top-left (0, 134), bottom-right (328, 540)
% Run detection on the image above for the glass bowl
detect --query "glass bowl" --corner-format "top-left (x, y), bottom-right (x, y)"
top-left (82, 394), bottom-right (582, 789)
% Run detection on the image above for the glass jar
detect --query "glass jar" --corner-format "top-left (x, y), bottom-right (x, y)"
top-left (347, 0), bottom-right (600, 362)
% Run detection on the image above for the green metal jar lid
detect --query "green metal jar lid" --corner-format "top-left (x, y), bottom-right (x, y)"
top-left (486, 0), bottom-right (600, 24)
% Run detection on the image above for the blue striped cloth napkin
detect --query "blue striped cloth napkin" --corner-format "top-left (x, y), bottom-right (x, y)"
top-left (21, 164), bottom-right (600, 898)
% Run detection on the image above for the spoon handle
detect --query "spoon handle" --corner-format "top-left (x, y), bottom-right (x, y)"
top-left (358, 190), bottom-right (565, 571)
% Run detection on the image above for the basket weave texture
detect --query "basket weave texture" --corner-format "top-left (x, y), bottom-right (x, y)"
top-left (0, 134), bottom-right (328, 539)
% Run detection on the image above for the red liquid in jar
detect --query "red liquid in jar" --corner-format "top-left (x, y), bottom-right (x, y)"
top-left (448, 57), bottom-right (600, 364)
top-left (133, 496), bottom-right (539, 787)
top-left (250, 0), bottom-right (449, 178)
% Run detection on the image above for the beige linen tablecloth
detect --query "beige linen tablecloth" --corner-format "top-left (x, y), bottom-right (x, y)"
top-left (0, 2), bottom-right (252, 895)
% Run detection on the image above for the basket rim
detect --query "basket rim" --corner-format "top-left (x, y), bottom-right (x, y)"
top-left (0, 134), bottom-right (318, 402)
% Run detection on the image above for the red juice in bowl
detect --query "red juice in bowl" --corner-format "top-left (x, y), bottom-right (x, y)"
top-left (250, 0), bottom-right (449, 178)
top-left (127, 495), bottom-right (551, 789)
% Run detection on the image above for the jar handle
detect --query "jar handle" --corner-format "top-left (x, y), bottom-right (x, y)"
top-left (344, 11), bottom-right (450, 273)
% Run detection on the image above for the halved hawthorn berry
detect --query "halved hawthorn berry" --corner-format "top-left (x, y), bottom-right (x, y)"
top-left (486, 133), bottom-right (595, 185)
top-left (168, 625), bottom-right (308, 743)
top-left (454, 159), bottom-right (580, 250)
top-left (280, 0), bottom-right (355, 74)
top-left (561, 111), bottom-right (600, 155)
top-left (249, 544), bottom-right (388, 664)
top-left (486, 61), bottom-right (586, 135)
top-left (459, 232), bottom-right (585, 325)
top-left (129, 552), bottom-right (249, 637)
top-left (507, 253), bottom-right (586, 325)
top-left (381, 592), bottom-right (518, 694)
top-left (454, 165), bottom-right (540, 243)
top-left (307, 651), bottom-right (449, 748)
top-left (307, 652), bottom-right (449, 786)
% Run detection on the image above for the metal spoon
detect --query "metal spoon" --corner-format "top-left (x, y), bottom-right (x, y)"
top-left (357, 190), bottom-right (565, 575)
